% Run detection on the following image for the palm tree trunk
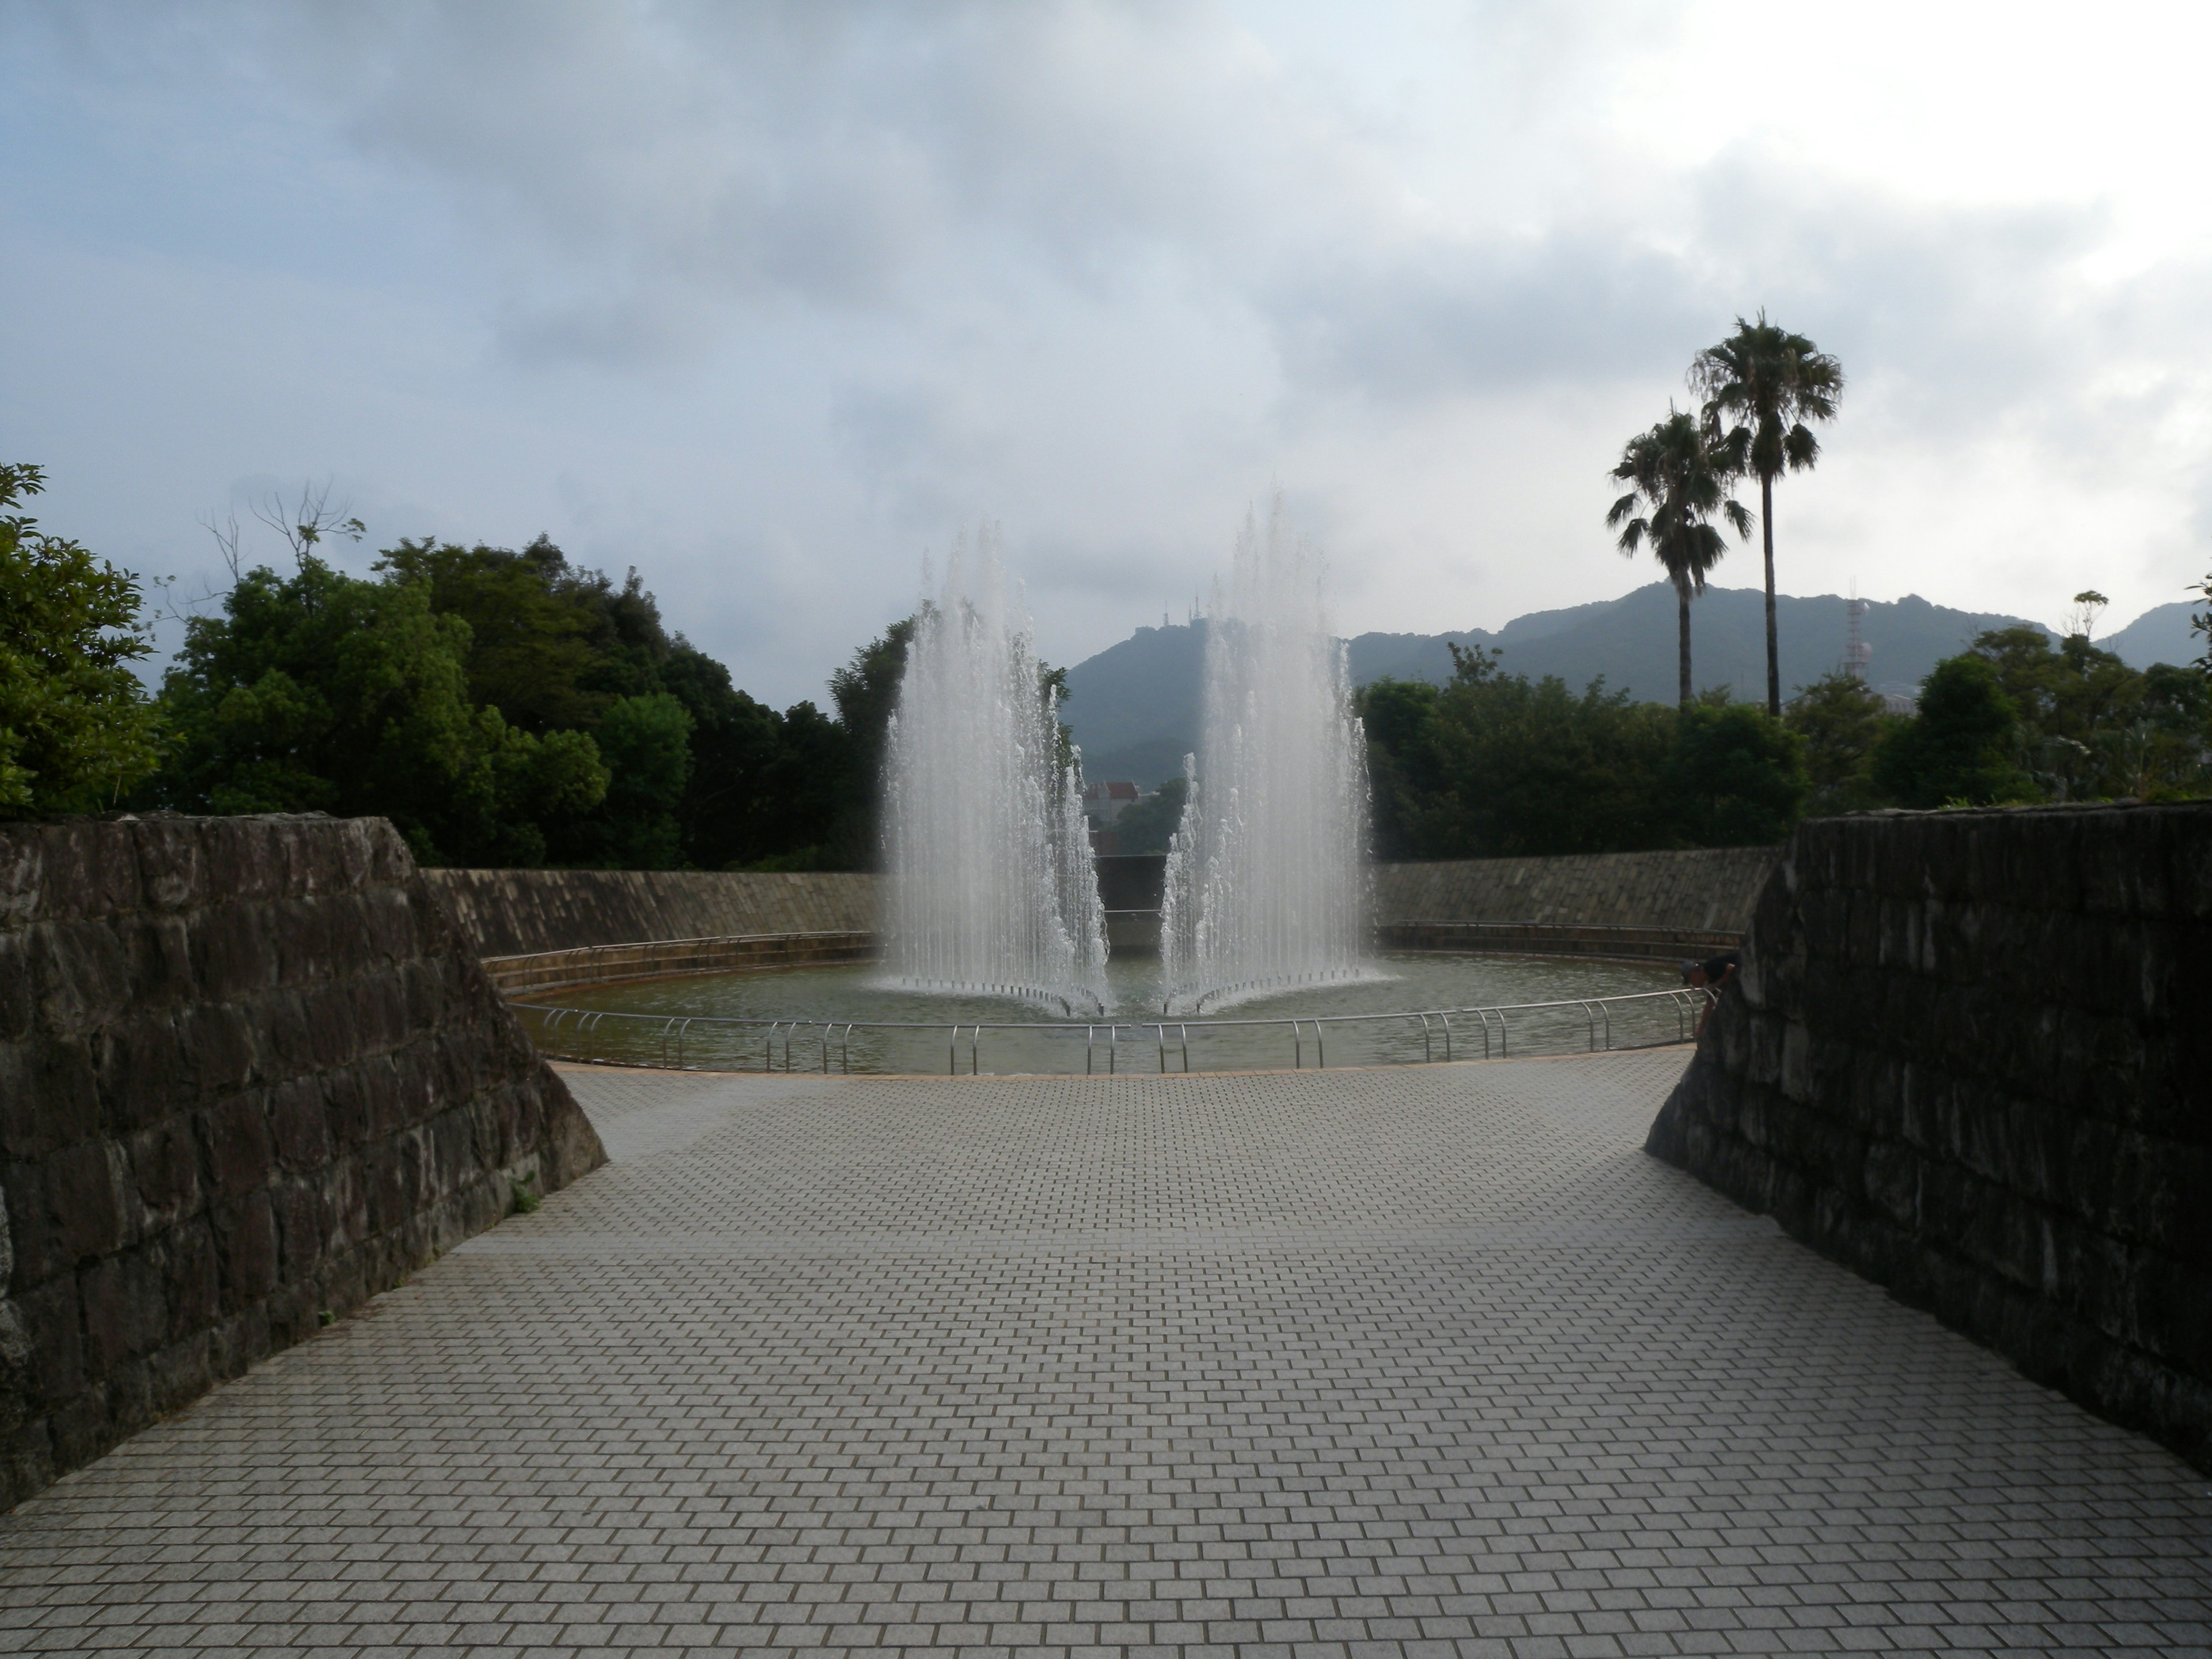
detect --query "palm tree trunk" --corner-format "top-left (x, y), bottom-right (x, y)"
top-left (1677, 581), bottom-right (1692, 709)
top-left (1761, 472), bottom-right (1779, 717)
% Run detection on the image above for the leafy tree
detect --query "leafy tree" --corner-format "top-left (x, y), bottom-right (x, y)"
top-left (1785, 671), bottom-right (1902, 815)
top-left (559, 692), bottom-right (694, 869)
top-left (1384, 645), bottom-right (1681, 856)
top-left (1107, 773), bottom-right (1188, 855)
top-left (1358, 677), bottom-right (1446, 860)
top-left (1872, 655), bottom-right (2029, 808)
top-left (374, 536), bottom-right (611, 731)
top-left (1966, 624), bottom-right (2205, 800)
top-left (1691, 314), bottom-right (1845, 716)
top-left (825, 618), bottom-right (915, 865)
top-left (0, 464), bottom-right (162, 814)
top-left (147, 558), bottom-right (608, 864)
top-left (1607, 410), bottom-right (1751, 708)
top-left (1668, 699), bottom-right (1808, 846)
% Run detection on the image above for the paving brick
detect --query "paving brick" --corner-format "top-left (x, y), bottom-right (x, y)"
top-left (0, 1051), bottom-right (2205, 1657)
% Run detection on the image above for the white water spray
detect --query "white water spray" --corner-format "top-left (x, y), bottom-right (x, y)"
top-left (1160, 501), bottom-right (1369, 1014)
top-left (881, 526), bottom-right (1109, 1016)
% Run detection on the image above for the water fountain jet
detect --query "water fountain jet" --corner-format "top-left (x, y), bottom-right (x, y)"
top-left (881, 526), bottom-right (1109, 1017)
top-left (1160, 500), bottom-right (1369, 1014)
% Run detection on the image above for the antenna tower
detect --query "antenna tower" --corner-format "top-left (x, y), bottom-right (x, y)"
top-left (1844, 584), bottom-right (1871, 681)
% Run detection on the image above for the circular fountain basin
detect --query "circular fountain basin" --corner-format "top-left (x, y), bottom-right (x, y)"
top-left (511, 952), bottom-right (1692, 1074)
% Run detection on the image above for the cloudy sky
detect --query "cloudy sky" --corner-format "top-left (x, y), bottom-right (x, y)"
top-left (5, 1), bottom-right (2209, 705)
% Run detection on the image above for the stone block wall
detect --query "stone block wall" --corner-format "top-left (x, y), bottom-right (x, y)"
top-left (422, 867), bottom-right (877, 960)
top-left (1373, 846), bottom-right (1779, 933)
top-left (1647, 803), bottom-right (2212, 1469)
top-left (0, 815), bottom-right (606, 1510)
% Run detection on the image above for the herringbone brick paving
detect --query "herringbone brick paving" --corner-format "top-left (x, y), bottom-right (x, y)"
top-left (1, 1051), bottom-right (2207, 1656)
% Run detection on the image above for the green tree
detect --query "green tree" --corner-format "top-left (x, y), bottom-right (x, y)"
top-left (1668, 699), bottom-right (1808, 845)
top-left (1690, 314), bottom-right (1845, 717)
top-left (148, 558), bottom-right (607, 864)
top-left (1606, 410), bottom-right (1751, 708)
top-left (1107, 773), bottom-right (1188, 855)
top-left (0, 464), bottom-right (161, 814)
top-left (562, 692), bottom-right (694, 869)
top-left (825, 618), bottom-right (916, 866)
top-left (1967, 624), bottom-right (2205, 800)
top-left (1872, 655), bottom-right (2029, 808)
top-left (1381, 645), bottom-right (1681, 857)
top-left (1357, 677), bottom-right (1445, 860)
top-left (1785, 671), bottom-right (1901, 814)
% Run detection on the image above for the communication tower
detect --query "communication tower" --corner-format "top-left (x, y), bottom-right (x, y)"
top-left (1844, 585), bottom-right (1872, 681)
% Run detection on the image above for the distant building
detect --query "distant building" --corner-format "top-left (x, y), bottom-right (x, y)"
top-left (1081, 779), bottom-right (1143, 826)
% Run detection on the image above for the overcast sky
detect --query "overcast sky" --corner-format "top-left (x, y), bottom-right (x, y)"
top-left (5, 2), bottom-right (2210, 706)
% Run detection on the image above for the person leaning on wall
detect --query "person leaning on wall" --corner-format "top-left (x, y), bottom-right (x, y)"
top-left (1680, 951), bottom-right (1739, 1039)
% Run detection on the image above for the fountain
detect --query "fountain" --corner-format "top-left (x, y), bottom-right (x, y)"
top-left (1160, 500), bottom-right (1370, 1014)
top-left (880, 525), bottom-right (1110, 1016)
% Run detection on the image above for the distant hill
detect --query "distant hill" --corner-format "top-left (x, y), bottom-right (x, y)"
top-left (2103, 600), bottom-right (2202, 671)
top-left (1063, 584), bottom-right (2054, 788)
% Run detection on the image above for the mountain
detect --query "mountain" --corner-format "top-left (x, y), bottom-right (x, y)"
top-left (1063, 584), bottom-right (2053, 788)
top-left (2103, 600), bottom-right (2202, 671)
top-left (1060, 622), bottom-right (1209, 786)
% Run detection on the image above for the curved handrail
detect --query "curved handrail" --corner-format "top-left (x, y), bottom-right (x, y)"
top-left (510, 984), bottom-right (1718, 1075)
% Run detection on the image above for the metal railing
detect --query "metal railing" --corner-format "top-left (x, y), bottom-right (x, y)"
top-left (509, 984), bottom-right (1716, 1076)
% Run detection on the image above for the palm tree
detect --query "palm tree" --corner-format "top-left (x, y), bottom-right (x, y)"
top-left (1690, 313), bottom-right (1844, 716)
top-left (1608, 409), bottom-right (1752, 709)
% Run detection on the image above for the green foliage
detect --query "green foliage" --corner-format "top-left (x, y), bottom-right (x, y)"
top-left (1689, 312), bottom-right (1844, 715)
top-left (1607, 410), bottom-right (1751, 707)
top-left (148, 558), bottom-right (610, 864)
top-left (1358, 645), bottom-right (1802, 858)
top-left (0, 464), bottom-right (161, 814)
top-left (1785, 671), bottom-right (1902, 815)
top-left (1668, 700), bottom-right (1809, 846)
top-left (1871, 656), bottom-right (2029, 808)
top-left (574, 692), bottom-right (694, 869)
top-left (1109, 772), bottom-right (1188, 855)
top-left (151, 522), bottom-right (922, 870)
top-left (1963, 624), bottom-right (2207, 800)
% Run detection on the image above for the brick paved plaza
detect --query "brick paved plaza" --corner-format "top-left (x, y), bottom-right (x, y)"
top-left (2, 1051), bottom-right (2207, 1656)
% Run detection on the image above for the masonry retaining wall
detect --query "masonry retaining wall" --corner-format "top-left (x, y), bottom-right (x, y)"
top-left (0, 815), bottom-right (606, 1510)
top-left (427, 850), bottom-right (1775, 970)
top-left (1374, 846), bottom-right (1779, 933)
top-left (422, 868), bottom-right (876, 960)
top-left (1646, 804), bottom-right (2212, 1469)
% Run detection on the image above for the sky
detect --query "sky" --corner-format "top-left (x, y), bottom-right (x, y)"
top-left (5, 1), bottom-right (2210, 707)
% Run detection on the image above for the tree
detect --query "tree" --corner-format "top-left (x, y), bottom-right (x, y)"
top-left (1785, 671), bottom-right (1901, 815)
top-left (0, 464), bottom-right (161, 814)
top-left (2065, 589), bottom-right (2108, 642)
top-left (1871, 656), bottom-right (2028, 808)
top-left (1107, 774), bottom-right (1188, 855)
top-left (569, 692), bottom-right (694, 869)
top-left (1607, 410), bottom-right (1752, 708)
top-left (1967, 624), bottom-right (2204, 801)
top-left (1691, 313), bottom-right (1844, 717)
top-left (147, 557), bottom-right (608, 865)
top-left (1668, 700), bottom-right (1808, 846)
top-left (1370, 646), bottom-right (1681, 857)
top-left (826, 618), bottom-right (916, 865)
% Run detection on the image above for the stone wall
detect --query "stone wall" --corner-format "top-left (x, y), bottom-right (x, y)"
top-left (427, 850), bottom-right (1775, 967)
top-left (1373, 846), bottom-right (1779, 932)
top-left (422, 868), bottom-right (877, 960)
top-left (1647, 804), bottom-right (2212, 1469)
top-left (0, 815), bottom-right (605, 1510)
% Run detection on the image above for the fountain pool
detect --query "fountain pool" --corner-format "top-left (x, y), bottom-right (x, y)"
top-left (508, 952), bottom-right (1699, 1075)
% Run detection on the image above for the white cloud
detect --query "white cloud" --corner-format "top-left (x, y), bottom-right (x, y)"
top-left (5, 0), bottom-right (2211, 702)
